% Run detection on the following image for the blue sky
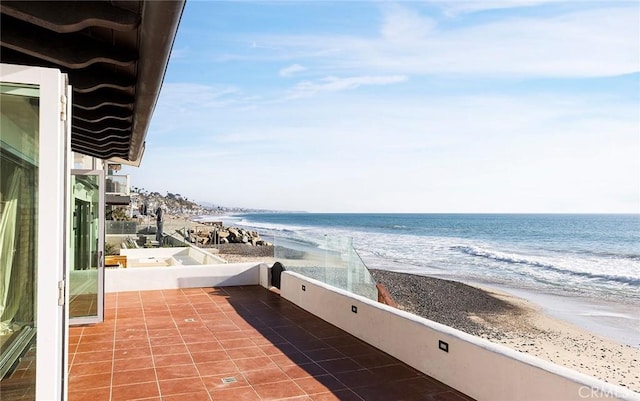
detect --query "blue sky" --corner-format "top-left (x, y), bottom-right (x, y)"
top-left (123, 1), bottom-right (639, 213)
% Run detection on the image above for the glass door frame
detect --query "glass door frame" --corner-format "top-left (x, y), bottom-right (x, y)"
top-left (0, 63), bottom-right (70, 401)
top-left (69, 169), bottom-right (105, 325)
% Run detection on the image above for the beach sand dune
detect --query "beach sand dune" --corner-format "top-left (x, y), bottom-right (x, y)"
top-left (371, 269), bottom-right (640, 392)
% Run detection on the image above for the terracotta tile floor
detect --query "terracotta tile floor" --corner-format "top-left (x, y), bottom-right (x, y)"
top-left (68, 286), bottom-right (475, 401)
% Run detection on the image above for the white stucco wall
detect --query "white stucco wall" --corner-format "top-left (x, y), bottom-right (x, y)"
top-left (105, 262), bottom-right (262, 292)
top-left (280, 271), bottom-right (638, 401)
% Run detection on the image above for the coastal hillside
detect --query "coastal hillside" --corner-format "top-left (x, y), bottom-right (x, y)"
top-left (129, 186), bottom-right (268, 217)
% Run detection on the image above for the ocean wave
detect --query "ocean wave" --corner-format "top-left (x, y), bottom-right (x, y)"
top-left (452, 245), bottom-right (640, 286)
top-left (579, 311), bottom-right (638, 320)
top-left (576, 249), bottom-right (640, 261)
top-left (235, 218), bottom-right (306, 233)
top-left (384, 224), bottom-right (411, 230)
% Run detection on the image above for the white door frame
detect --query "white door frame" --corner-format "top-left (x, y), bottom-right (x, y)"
top-left (0, 63), bottom-right (70, 401)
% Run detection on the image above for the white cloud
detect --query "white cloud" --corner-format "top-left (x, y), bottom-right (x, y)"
top-left (169, 46), bottom-right (190, 60)
top-left (380, 4), bottom-right (437, 43)
top-left (435, 0), bottom-right (564, 16)
top-left (250, 4), bottom-right (639, 78)
top-left (287, 75), bottom-right (407, 98)
top-left (250, 40), bottom-right (279, 51)
top-left (279, 64), bottom-right (307, 77)
top-left (421, 7), bottom-right (640, 77)
top-left (159, 83), bottom-right (241, 108)
top-left (148, 83), bottom-right (249, 137)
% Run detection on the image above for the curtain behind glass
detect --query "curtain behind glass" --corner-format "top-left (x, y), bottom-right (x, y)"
top-left (0, 154), bottom-right (35, 335)
top-left (0, 167), bottom-right (21, 333)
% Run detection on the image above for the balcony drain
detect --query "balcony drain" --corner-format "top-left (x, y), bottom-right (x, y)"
top-left (221, 377), bottom-right (238, 384)
top-left (184, 318), bottom-right (196, 322)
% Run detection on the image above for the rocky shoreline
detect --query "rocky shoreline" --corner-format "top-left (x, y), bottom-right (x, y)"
top-left (186, 221), bottom-right (272, 247)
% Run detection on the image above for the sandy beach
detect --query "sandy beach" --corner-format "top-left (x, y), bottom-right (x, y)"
top-left (370, 269), bottom-right (640, 393)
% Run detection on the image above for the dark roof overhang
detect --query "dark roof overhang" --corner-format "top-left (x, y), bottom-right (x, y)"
top-left (0, 1), bottom-right (185, 166)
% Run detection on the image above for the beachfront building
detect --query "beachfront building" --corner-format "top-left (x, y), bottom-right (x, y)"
top-left (0, 1), bottom-right (184, 399)
top-left (1, 2), bottom-right (637, 401)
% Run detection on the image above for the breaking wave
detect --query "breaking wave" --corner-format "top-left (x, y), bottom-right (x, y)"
top-left (452, 245), bottom-right (640, 286)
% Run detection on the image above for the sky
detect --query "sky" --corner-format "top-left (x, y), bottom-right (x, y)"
top-left (122, 0), bottom-right (640, 213)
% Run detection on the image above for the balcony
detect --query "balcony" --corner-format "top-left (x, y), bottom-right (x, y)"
top-left (68, 285), bottom-right (473, 401)
top-left (1, 256), bottom-right (629, 400)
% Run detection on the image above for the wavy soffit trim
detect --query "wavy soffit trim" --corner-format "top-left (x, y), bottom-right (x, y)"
top-left (0, 1), bottom-right (185, 166)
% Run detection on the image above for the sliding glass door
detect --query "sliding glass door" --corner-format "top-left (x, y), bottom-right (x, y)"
top-left (69, 170), bottom-right (104, 324)
top-left (0, 64), bottom-right (69, 401)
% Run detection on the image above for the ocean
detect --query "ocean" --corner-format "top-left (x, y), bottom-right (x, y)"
top-left (218, 213), bottom-right (640, 346)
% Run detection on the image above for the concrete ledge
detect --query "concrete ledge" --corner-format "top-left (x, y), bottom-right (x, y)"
top-left (105, 263), bottom-right (262, 292)
top-left (280, 271), bottom-right (638, 401)
top-left (120, 246), bottom-right (227, 266)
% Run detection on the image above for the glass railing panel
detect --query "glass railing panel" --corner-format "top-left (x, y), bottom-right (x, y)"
top-left (274, 234), bottom-right (378, 300)
top-left (105, 175), bottom-right (129, 194)
top-left (105, 220), bottom-right (137, 235)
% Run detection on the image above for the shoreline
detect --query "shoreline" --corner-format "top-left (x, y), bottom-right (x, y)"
top-left (361, 254), bottom-right (640, 349)
top-left (471, 282), bottom-right (640, 349)
top-left (370, 269), bottom-right (639, 392)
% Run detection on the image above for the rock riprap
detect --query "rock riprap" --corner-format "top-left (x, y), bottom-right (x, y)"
top-left (187, 222), bottom-right (271, 247)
